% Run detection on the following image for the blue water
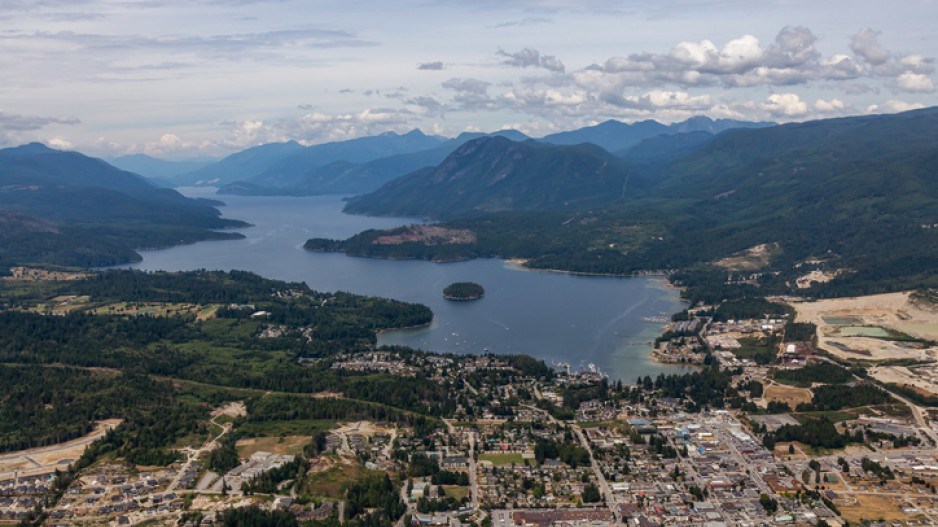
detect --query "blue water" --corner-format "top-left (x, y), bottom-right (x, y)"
top-left (125, 188), bottom-right (689, 381)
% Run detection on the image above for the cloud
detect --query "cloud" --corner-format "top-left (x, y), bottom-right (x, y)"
top-left (572, 25), bottom-right (921, 95)
top-left (762, 93), bottom-right (809, 117)
top-left (405, 96), bottom-right (445, 115)
top-left (850, 28), bottom-right (891, 66)
top-left (896, 72), bottom-right (935, 93)
top-left (418, 61), bottom-right (444, 71)
top-left (0, 110), bottom-right (80, 131)
top-left (865, 100), bottom-right (926, 114)
top-left (497, 48), bottom-right (565, 73)
top-left (813, 98), bottom-right (848, 113)
top-left (0, 27), bottom-right (378, 66)
top-left (489, 17), bottom-right (552, 29)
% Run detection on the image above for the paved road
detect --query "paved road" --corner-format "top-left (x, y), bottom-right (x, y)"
top-left (570, 424), bottom-right (619, 523)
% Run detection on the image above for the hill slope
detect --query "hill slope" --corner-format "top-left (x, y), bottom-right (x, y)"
top-left (323, 108), bottom-right (938, 296)
top-left (219, 129), bottom-right (530, 196)
top-left (177, 141), bottom-right (304, 187)
top-left (242, 129), bottom-right (445, 189)
top-left (0, 144), bottom-right (244, 267)
top-left (541, 116), bottom-right (772, 152)
top-left (108, 154), bottom-right (211, 182)
top-left (344, 137), bottom-right (633, 218)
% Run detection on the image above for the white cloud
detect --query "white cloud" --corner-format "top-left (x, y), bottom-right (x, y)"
top-left (762, 93), bottom-right (809, 117)
top-left (814, 98), bottom-right (847, 113)
top-left (866, 100), bottom-right (926, 114)
top-left (896, 72), bottom-right (935, 93)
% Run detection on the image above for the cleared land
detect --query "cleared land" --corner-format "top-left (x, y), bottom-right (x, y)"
top-left (790, 292), bottom-right (938, 362)
top-left (478, 453), bottom-right (524, 466)
top-left (838, 493), bottom-right (913, 523)
top-left (763, 383), bottom-right (813, 408)
top-left (236, 436), bottom-right (310, 458)
top-left (871, 365), bottom-right (938, 398)
top-left (0, 419), bottom-right (122, 480)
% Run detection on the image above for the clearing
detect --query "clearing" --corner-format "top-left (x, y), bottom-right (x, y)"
top-left (236, 436), bottom-right (310, 458)
top-left (763, 383), bottom-right (813, 408)
top-left (789, 292), bottom-right (938, 363)
top-left (870, 365), bottom-right (938, 398)
top-left (713, 243), bottom-right (778, 271)
top-left (478, 453), bottom-right (525, 466)
top-left (838, 493), bottom-right (914, 523)
top-left (0, 419), bottom-right (122, 480)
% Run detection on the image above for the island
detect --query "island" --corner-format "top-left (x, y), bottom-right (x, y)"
top-left (443, 281), bottom-right (485, 301)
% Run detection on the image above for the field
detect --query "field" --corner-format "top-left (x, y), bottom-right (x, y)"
top-left (443, 485), bottom-right (470, 501)
top-left (236, 435), bottom-right (310, 458)
top-left (303, 463), bottom-right (385, 498)
top-left (236, 419), bottom-right (336, 438)
top-left (838, 493), bottom-right (913, 523)
top-left (870, 365), bottom-right (938, 398)
top-left (763, 383), bottom-right (813, 408)
top-left (790, 292), bottom-right (938, 363)
top-left (0, 419), bottom-right (122, 480)
top-left (478, 453), bottom-right (524, 466)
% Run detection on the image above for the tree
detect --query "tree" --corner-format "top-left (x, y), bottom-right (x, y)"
top-left (759, 493), bottom-right (778, 514)
top-left (581, 483), bottom-right (601, 503)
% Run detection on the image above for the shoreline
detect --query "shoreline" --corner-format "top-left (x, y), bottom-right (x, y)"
top-left (375, 320), bottom-right (434, 336)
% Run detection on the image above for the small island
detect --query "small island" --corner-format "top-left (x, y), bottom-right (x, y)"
top-left (443, 282), bottom-right (485, 301)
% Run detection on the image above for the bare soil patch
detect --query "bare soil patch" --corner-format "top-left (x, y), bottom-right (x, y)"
top-left (764, 383), bottom-right (813, 408)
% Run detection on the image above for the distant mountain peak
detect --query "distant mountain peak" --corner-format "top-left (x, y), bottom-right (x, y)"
top-left (2, 142), bottom-right (60, 155)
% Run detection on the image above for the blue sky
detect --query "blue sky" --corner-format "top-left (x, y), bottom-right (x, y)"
top-left (1, 0), bottom-right (935, 158)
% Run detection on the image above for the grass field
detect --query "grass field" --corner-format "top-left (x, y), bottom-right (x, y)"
top-left (443, 485), bottom-right (470, 501)
top-left (304, 463), bottom-right (385, 498)
top-left (478, 453), bottom-right (524, 466)
top-left (236, 419), bottom-right (336, 438)
top-left (236, 435), bottom-right (310, 458)
top-left (839, 494), bottom-right (911, 523)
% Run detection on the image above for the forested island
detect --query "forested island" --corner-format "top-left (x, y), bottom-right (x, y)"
top-left (443, 282), bottom-right (484, 301)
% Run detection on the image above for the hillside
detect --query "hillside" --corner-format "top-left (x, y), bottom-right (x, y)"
top-left (242, 129), bottom-right (444, 189)
top-left (344, 137), bottom-right (634, 218)
top-left (0, 144), bottom-right (245, 268)
top-left (319, 108), bottom-right (938, 298)
top-left (108, 153), bottom-right (211, 181)
top-left (540, 116), bottom-right (772, 152)
top-left (218, 129), bottom-right (530, 196)
top-left (177, 141), bottom-right (304, 186)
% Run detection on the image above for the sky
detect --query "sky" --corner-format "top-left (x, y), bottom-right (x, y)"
top-left (1, 0), bottom-right (936, 159)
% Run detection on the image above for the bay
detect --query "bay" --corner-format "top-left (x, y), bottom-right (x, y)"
top-left (125, 188), bottom-right (690, 381)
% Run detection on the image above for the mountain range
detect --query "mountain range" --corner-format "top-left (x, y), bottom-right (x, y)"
top-left (0, 144), bottom-right (244, 268)
top-left (190, 116), bottom-right (770, 197)
top-left (541, 116), bottom-right (773, 152)
top-left (344, 137), bottom-right (632, 217)
top-left (315, 108), bottom-right (938, 297)
top-left (107, 153), bottom-right (211, 183)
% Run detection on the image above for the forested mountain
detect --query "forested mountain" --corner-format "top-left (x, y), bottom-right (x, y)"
top-left (616, 131), bottom-right (715, 163)
top-left (239, 129), bottom-right (444, 189)
top-left (319, 108), bottom-right (938, 297)
top-left (177, 140), bottom-right (305, 186)
top-left (540, 116), bottom-right (772, 152)
top-left (344, 136), bottom-right (633, 218)
top-left (108, 153), bottom-right (211, 181)
top-left (218, 129), bottom-right (529, 196)
top-left (0, 144), bottom-right (244, 268)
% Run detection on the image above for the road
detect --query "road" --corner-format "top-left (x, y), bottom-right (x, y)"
top-left (169, 412), bottom-right (232, 492)
top-left (570, 424), bottom-right (619, 523)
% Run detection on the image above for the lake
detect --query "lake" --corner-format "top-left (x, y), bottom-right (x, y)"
top-left (126, 188), bottom-right (689, 381)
